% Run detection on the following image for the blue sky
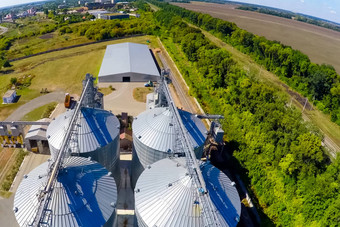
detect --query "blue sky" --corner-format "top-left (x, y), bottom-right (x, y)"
top-left (234, 0), bottom-right (340, 23)
top-left (0, 0), bottom-right (48, 9)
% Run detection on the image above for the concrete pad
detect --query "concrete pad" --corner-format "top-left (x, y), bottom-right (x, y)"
top-left (0, 195), bottom-right (18, 227)
top-left (99, 82), bottom-right (147, 117)
top-left (117, 152), bottom-right (135, 227)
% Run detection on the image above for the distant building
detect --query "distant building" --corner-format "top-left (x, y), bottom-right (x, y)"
top-left (85, 2), bottom-right (102, 10)
top-left (98, 42), bottom-right (160, 83)
top-left (3, 90), bottom-right (16, 103)
top-left (88, 9), bottom-right (110, 18)
top-left (27, 8), bottom-right (36, 15)
top-left (98, 13), bottom-right (129, 20)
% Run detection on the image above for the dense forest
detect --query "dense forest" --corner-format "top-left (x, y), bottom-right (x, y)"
top-left (147, 1), bottom-right (340, 225)
top-left (149, 0), bottom-right (340, 126)
top-left (237, 6), bottom-right (340, 32)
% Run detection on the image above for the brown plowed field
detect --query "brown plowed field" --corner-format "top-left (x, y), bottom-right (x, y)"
top-left (173, 2), bottom-right (340, 74)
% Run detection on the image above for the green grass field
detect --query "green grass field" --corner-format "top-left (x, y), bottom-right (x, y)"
top-left (0, 35), bottom-right (158, 120)
top-left (133, 87), bottom-right (154, 102)
top-left (8, 32), bottom-right (90, 59)
top-left (20, 102), bottom-right (57, 121)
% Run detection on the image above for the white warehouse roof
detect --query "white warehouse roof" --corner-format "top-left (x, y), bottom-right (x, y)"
top-left (98, 42), bottom-right (160, 82)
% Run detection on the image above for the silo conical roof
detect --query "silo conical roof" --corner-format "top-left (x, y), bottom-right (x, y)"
top-left (135, 158), bottom-right (241, 227)
top-left (14, 156), bottom-right (117, 227)
top-left (132, 107), bottom-right (206, 156)
top-left (47, 107), bottom-right (120, 155)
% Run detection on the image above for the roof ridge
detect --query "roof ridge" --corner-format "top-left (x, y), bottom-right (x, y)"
top-left (128, 42), bottom-right (132, 73)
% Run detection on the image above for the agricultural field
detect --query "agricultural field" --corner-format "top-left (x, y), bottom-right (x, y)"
top-left (0, 35), bottom-right (158, 120)
top-left (173, 1), bottom-right (340, 74)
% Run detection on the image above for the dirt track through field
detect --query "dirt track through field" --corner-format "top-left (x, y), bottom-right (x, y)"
top-left (173, 2), bottom-right (340, 74)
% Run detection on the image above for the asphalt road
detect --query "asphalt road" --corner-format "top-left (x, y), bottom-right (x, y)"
top-left (5, 91), bottom-right (65, 121)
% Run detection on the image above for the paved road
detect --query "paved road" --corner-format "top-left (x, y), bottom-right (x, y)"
top-left (5, 91), bottom-right (65, 121)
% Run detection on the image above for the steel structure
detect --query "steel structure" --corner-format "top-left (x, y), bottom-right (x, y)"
top-left (14, 157), bottom-right (118, 227)
top-left (131, 107), bottom-right (207, 188)
top-left (0, 121), bottom-right (50, 126)
top-left (28, 77), bottom-right (95, 226)
top-left (159, 78), bottom-right (222, 226)
top-left (46, 107), bottom-right (121, 183)
top-left (135, 157), bottom-right (241, 227)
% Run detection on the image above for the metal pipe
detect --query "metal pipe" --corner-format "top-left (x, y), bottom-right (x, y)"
top-left (0, 121), bottom-right (50, 126)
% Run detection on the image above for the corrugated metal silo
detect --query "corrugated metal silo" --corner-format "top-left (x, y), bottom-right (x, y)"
top-left (13, 156), bottom-right (118, 227)
top-left (131, 107), bottom-right (207, 188)
top-left (134, 157), bottom-right (241, 227)
top-left (47, 107), bottom-right (120, 184)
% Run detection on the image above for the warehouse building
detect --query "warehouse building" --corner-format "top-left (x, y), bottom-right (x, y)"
top-left (98, 42), bottom-right (160, 83)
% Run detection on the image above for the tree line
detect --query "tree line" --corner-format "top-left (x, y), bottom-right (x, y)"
top-left (149, 0), bottom-right (340, 126)
top-left (151, 5), bottom-right (340, 226)
top-left (59, 13), bottom-right (155, 41)
top-left (237, 6), bottom-right (340, 32)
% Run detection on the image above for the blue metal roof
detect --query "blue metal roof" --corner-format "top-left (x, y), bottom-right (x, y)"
top-left (178, 109), bottom-right (207, 148)
top-left (200, 162), bottom-right (241, 227)
top-left (47, 107), bottom-right (120, 154)
top-left (81, 107), bottom-right (114, 147)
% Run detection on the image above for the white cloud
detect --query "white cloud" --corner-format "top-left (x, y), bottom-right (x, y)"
top-left (330, 10), bottom-right (336, 14)
top-left (300, 0), bottom-right (304, 2)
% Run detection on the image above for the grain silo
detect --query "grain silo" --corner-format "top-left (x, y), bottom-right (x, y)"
top-left (134, 157), bottom-right (241, 227)
top-left (47, 107), bottom-right (120, 184)
top-left (13, 156), bottom-right (118, 227)
top-left (131, 107), bottom-right (207, 188)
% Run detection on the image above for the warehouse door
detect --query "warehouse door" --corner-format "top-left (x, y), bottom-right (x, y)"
top-left (123, 77), bottom-right (130, 82)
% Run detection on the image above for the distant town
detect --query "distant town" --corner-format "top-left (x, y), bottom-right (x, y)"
top-left (0, 0), bottom-right (140, 23)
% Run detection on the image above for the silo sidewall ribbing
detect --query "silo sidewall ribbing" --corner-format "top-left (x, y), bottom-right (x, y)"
top-left (71, 136), bottom-right (121, 186)
top-left (104, 208), bottom-right (117, 227)
top-left (133, 133), bottom-right (170, 168)
top-left (131, 146), bottom-right (144, 189)
top-left (49, 144), bottom-right (59, 161)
